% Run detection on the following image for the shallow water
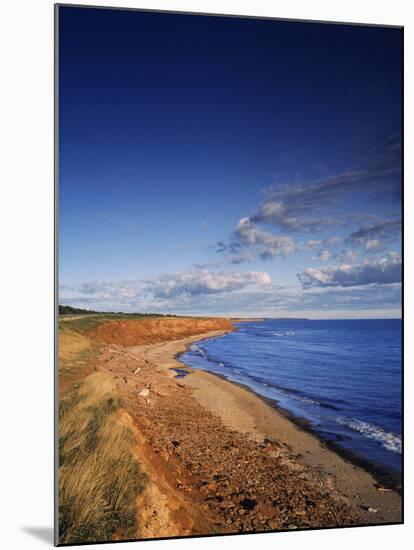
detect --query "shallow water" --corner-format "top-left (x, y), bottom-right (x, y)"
top-left (180, 319), bottom-right (402, 475)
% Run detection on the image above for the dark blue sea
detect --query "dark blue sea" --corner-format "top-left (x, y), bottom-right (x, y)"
top-left (180, 319), bottom-right (402, 475)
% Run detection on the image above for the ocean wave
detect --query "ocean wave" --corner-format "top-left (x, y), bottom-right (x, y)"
top-left (283, 392), bottom-right (337, 409)
top-left (245, 374), bottom-right (339, 410)
top-left (335, 417), bottom-right (402, 453)
top-left (185, 346), bottom-right (342, 413)
top-left (190, 344), bottom-right (207, 358)
top-left (188, 346), bottom-right (233, 370)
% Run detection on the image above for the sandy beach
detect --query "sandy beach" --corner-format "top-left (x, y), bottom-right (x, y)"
top-left (132, 331), bottom-right (402, 526)
top-left (59, 319), bottom-right (402, 542)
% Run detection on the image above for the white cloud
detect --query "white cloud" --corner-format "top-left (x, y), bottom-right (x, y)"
top-left (60, 269), bottom-right (401, 317)
top-left (234, 218), bottom-right (295, 253)
top-left (304, 236), bottom-right (342, 252)
top-left (314, 250), bottom-right (332, 262)
top-left (364, 239), bottom-right (382, 252)
top-left (146, 270), bottom-right (271, 298)
top-left (298, 253), bottom-right (401, 288)
top-left (340, 249), bottom-right (359, 262)
top-left (214, 138), bottom-right (401, 270)
top-left (323, 236), bottom-right (343, 247)
top-left (60, 271), bottom-right (273, 311)
top-left (306, 239), bottom-right (322, 250)
top-left (218, 217), bottom-right (296, 262)
top-left (349, 219), bottom-right (401, 244)
top-left (252, 163), bottom-right (400, 234)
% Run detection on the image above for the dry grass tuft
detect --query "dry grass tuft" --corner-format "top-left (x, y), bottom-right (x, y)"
top-left (58, 373), bottom-right (146, 544)
top-left (59, 326), bottom-right (92, 361)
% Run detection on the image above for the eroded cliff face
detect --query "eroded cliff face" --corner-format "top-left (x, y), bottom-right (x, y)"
top-left (87, 317), bottom-right (234, 346)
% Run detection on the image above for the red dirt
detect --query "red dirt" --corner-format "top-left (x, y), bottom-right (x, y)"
top-left (87, 318), bottom-right (234, 346)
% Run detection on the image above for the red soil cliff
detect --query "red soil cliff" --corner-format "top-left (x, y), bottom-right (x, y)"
top-left (87, 317), bottom-right (234, 346)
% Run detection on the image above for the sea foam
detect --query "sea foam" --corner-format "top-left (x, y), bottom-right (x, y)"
top-left (335, 417), bottom-right (402, 453)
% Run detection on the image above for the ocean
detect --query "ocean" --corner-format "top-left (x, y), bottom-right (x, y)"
top-left (179, 318), bottom-right (402, 476)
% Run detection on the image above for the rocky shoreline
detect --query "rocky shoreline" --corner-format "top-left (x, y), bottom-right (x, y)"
top-left (61, 320), bottom-right (402, 540)
top-left (100, 329), bottom-right (402, 537)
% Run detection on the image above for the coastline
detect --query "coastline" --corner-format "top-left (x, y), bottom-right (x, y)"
top-left (176, 330), bottom-right (402, 492)
top-left (187, 370), bottom-right (402, 493)
top-left (64, 322), bottom-right (402, 538)
top-left (163, 331), bottom-right (402, 525)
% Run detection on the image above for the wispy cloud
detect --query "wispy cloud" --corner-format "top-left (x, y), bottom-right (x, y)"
top-left (348, 219), bottom-right (401, 244)
top-left (60, 270), bottom-right (272, 309)
top-left (252, 162), bottom-right (400, 234)
top-left (230, 251), bottom-right (254, 265)
top-left (312, 250), bottom-right (332, 262)
top-left (214, 138), bottom-right (400, 265)
top-left (341, 218), bottom-right (402, 256)
top-left (364, 239), bottom-right (382, 253)
top-left (297, 252), bottom-right (401, 289)
top-left (216, 217), bottom-right (296, 263)
top-left (194, 259), bottom-right (228, 269)
top-left (60, 269), bottom-right (401, 317)
top-left (304, 237), bottom-right (343, 250)
top-left (145, 271), bottom-right (271, 298)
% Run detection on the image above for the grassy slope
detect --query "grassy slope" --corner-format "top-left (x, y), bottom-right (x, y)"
top-left (59, 314), bottom-right (165, 334)
top-left (58, 329), bottom-right (146, 544)
top-left (59, 314), bottom-right (213, 335)
top-left (58, 316), bottom-right (229, 543)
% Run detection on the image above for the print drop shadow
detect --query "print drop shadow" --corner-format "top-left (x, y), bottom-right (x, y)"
top-left (21, 526), bottom-right (54, 545)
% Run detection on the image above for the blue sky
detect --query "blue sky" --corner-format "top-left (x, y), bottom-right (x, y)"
top-left (59, 7), bottom-right (402, 318)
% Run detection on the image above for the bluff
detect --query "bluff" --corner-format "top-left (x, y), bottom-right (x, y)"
top-left (87, 317), bottom-right (234, 346)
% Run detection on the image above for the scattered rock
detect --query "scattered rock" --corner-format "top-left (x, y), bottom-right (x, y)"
top-left (156, 390), bottom-right (170, 397)
top-left (368, 507), bottom-right (378, 513)
top-left (240, 498), bottom-right (258, 511)
top-left (94, 336), bottom-right (361, 535)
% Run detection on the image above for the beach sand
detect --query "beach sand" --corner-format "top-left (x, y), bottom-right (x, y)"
top-left (60, 321), bottom-right (402, 540)
top-left (123, 330), bottom-right (402, 536)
